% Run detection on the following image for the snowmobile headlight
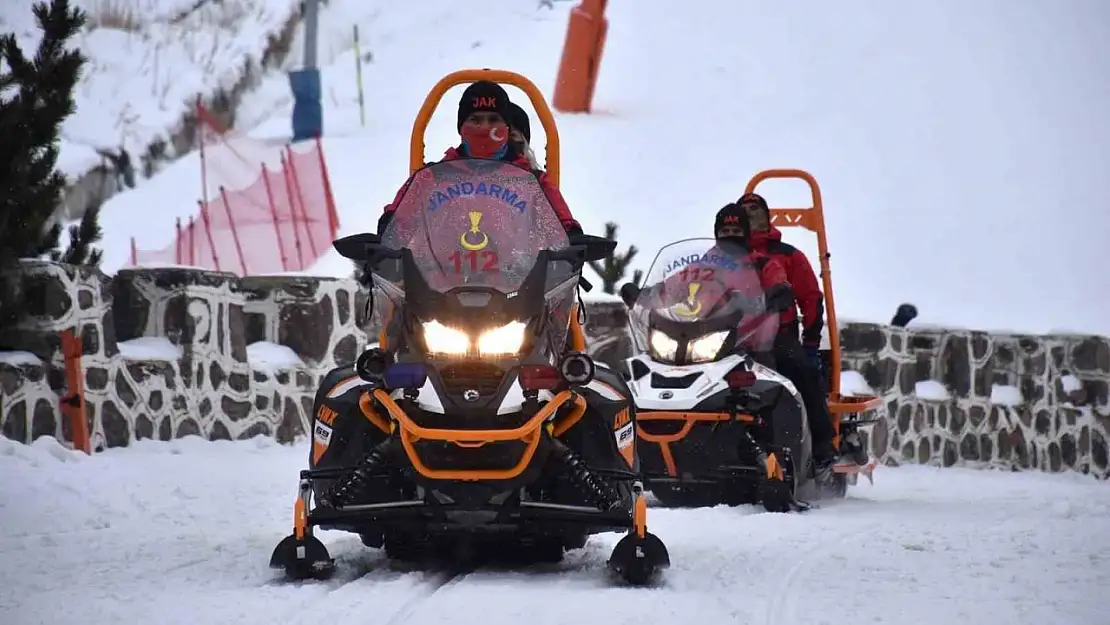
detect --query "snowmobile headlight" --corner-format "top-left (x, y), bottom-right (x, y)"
top-left (477, 321), bottom-right (528, 356)
top-left (421, 320), bottom-right (470, 355)
top-left (687, 331), bottom-right (729, 363)
top-left (649, 329), bottom-right (678, 362)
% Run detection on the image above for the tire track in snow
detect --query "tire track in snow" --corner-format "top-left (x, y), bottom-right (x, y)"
top-left (268, 552), bottom-right (473, 625)
top-left (761, 520), bottom-right (881, 625)
top-left (381, 568), bottom-right (471, 625)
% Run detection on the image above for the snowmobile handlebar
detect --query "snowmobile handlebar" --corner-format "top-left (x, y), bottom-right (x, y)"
top-left (410, 68), bottom-right (561, 187)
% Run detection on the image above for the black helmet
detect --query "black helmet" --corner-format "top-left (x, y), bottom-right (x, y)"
top-left (506, 101), bottom-right (531, 144)
top-left (714, 202), bottom-right (751, 240)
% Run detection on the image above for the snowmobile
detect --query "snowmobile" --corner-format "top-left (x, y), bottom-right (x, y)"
top-left (269, 69), bottom-right (669, 586)
top-left (617, 237), bottom-right (815, 512)
top-left (617, 170), bottom-right (883, 511)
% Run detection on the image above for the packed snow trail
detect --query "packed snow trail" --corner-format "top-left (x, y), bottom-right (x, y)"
top-left (2, 435), bottom-right (1107, 625)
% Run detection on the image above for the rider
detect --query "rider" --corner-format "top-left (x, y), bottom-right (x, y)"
top-left (711, 202), bottom-right (793, 359)
top-left (737, 192), bottom-right (850, 475)
top-left (377, 80), bottom-right (582, 236)
top-left (506, 101), bottom-right (541, 170)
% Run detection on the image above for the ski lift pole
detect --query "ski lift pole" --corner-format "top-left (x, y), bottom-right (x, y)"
top-left (354, 25), bottom-right (365, 127)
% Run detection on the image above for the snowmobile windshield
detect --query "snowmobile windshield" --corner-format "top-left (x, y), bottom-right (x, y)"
top-left (378, 158), bottom-right (573, 297)
top-left (630, 238), bottom-right (776, 362)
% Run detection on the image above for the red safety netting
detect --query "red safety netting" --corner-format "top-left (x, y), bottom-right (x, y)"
top-left (126, 100), bottom-right (339, 275)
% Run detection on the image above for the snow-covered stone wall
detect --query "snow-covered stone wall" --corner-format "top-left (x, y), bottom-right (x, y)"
top-left (580, 307), bottom-right (1110, 480)
top-left (1, 262), bottom-right (1106, 480)
top-left (0, 261), bottom-right (370, 450)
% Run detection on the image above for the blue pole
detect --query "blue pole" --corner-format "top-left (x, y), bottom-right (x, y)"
top-left (290, 0), bottom-right (322, 142)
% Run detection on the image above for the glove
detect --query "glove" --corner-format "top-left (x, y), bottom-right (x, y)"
top-left (764, 283), bottom-right (794, 313)
top-left (803, 344), bottom-right (822, 371)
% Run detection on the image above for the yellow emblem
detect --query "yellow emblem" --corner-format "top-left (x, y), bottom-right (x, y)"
top-left (460, 211), bottom-right (489, 251)
top-left (674, 282), bottom-right (703, 317)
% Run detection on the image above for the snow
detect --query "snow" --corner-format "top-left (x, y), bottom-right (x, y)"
top-left (914, 380), bottom-right (951, 401)
top-left (117, 336), bottom-right (181, 360)
top-left (88, 0), bottom-right (1110, 337)
top-left (990, 384), bottom-right (1024, 407)
top-left (582, 291), bottom-right (625, 304)
top-left (0, 0), bottom-right (300, 179)
top-left (839, 370), bottom-right (875, 397)
top-left (1061, 374), bottom-right (1083, 394)
top-left (1, 435), bottom-right (1107, 624)
top-left (0, 351), bottom-right (44, 367)
top-left (246, 341), bottom-right (304, 373)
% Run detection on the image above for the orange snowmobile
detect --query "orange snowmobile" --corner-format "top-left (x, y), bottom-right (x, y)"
top-left (269, 69), bottom-right (669, 585)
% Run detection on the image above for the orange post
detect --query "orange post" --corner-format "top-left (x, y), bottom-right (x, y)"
top-left (59, 329), bottom-right (90, 454)
top-left (552, 0), bottom-right (608, 113)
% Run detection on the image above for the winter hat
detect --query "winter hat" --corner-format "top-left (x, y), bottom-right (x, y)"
top-left (738, 192), bottom-right (770, 214)
top-left (457, 81), bottom-right (511, 131)
top-left (714, 202), bottom-right (751, 237)
top-left (506, 102), bottom-right (531, 143)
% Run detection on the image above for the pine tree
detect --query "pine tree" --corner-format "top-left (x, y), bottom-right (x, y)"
top-left (0, 0), bottom-right (98, 348)
top-left (588, 221), bottom-right (641, 294)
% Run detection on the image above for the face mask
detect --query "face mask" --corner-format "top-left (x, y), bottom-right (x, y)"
top-left (461, 123), bottom-right (509, 158)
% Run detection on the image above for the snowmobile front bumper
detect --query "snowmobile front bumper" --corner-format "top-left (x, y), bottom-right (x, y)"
top-left (270, 389), bottom-right (671, 585)
top-left (299, 464), bottom-right (638, 535)
top-left (636, 410), bottom-right (807, 512)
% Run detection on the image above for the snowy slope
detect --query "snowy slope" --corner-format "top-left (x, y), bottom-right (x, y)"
top-left (0, 0), bottom-right (299, 179)
top-left (2, 435), bottom-right (1107, 625)
top-left (94, 0), bottom-right (1110, 335)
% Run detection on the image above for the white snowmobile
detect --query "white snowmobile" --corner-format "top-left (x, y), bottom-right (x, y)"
top-left (617, 237), bottom-right (820, 512)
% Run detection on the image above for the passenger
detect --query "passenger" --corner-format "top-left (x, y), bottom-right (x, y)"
top-left (738, 192), bottom-right (863, 474)
top-left (506, 101), bottom-right (540, 170)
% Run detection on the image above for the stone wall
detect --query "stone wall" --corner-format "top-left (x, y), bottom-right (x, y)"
top-left (1, 261), bottom-right (1107, 480)
top-left (0, 261), bottom-right (370, 450)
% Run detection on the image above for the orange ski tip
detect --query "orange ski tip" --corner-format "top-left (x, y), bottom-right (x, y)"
top-left (633, 495), bottom-right (648, 539)
top-left (765, 452), bottom-right (784, 481)
top-left (293, 497), bottom-right (307, 540)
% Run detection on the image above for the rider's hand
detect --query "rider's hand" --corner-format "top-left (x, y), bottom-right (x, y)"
top-left (803, 344), bottom-right (822, 371)
top-left (765, 283), bottom-right (794, 313)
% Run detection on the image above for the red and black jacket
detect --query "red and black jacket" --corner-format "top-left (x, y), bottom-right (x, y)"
top-left (749, 227), bottom-right (825, 347)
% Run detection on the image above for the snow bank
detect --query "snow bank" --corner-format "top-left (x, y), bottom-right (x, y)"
top-left (840, 370), bottom-right (875, 397)
top-left (0, 0), bottom-right (301, 180)
top-left (990, 384), bottom-right (1023, 407)
top-left (247, 341), bottom-right (305, 374)
top-left (0, 351), bottom-right (44, 367)
top-left (914, 380), bottom-right (950, 401)
top-left (117, 337), bottom-right (181, 361)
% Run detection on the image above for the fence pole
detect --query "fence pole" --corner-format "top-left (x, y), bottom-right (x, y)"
top-left (314, 136), bottom-right (339, 238)
top-left (175, 218), bottom-right (182, 264)
top-left (284, 146), bottom-right (319, 258)
top-left (262, 165), bottom-right (290, 272)
top-left (353, 24), bottom-right (365, 127)
top-left (196, 95), bottom-right (210, 208)
top-left (218, 186), bottom-right (249, 275)
top-left (59, 328), bottom-right (90, 454)
top-left (199, 200), bottom-right (221, 271)
top-left (281, 152), bottom-right (306, 269)
top-left (130, 237), bottom-right (138, 265)
top-left (188, 216), bottom-right (196, 265)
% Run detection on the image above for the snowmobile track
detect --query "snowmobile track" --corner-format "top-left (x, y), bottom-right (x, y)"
top-left (762, 521), bottom-right (881, 625)
top-left (382, 568), bottom-right (471, 625)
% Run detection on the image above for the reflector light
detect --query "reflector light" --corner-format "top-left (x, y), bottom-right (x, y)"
top-left (383, 363), bottom-right (428, 389)
top-left (726, 370), bottom-right (756, 388)
top-left (519, 364), bottom-right (562, 391)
